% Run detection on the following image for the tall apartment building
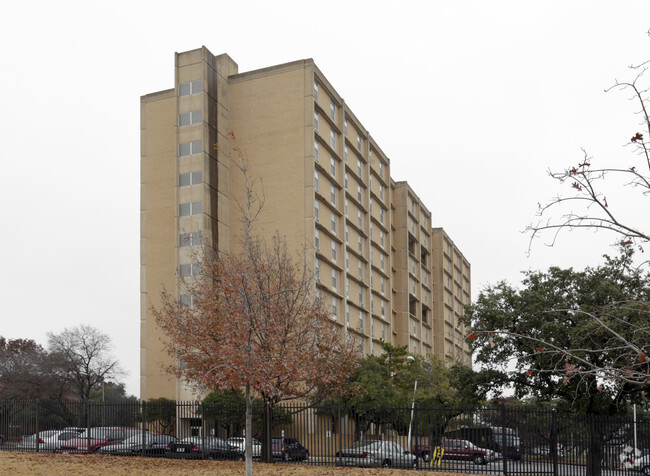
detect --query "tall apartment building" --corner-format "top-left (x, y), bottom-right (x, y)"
top-left (431, 228), bottom-right (472, 366)
top-left (141, 47), bottom-right (471, 400)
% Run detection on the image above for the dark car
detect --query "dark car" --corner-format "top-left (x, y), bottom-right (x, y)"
top-left (165, 436), bottom-right (243, 460)
top-left (58, 427), bottom-right (142, 454)
top-left (272, 437), bottom-right (309, 461)
top-left (98, 433), bottom-right (176, 457)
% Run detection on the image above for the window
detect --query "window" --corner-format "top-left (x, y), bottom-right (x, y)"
top-left (345, 198), bottom-right (349, 217)
top-left (179, 263), bottom-right (201, 277)
top-left (380, 230), bottom-right (385, 247)
top-left (379, 184), bottom-right (384, 201)
top-left (346, 303), bottom-right (351, 326)
top-left (314, 110), bottom-right (319, 132)
top-left (315, 229), bottom-right (320, 252)
top-left (359, 311), bottom-right (364, 332)
top-left (179, 202), bottom-right (202, 216)
top-left (314, 169), bottom-right (320, 192)
top-left (357, 158), bottom-right (362, 177)
top-left (313, 80), bottom-right (319, 101)
top-left (380, 208), bottom-right (385, 225)
top-left (345, 224), bottom-right (349, 243)
top-left (380, 254), bottom-right (385, 271)
top-left (345, 277), bottom-right (350, 298)
top-left (371, 317), bottom-right (375, 338)
top-left (357, 185), bottom-right (362, 203)
top-left (332, 296), bottom-right (338, 319)
top-left (330, 156), bottom-right (336, 177)
top-left (330, 129), bottom-right (336, 149)
top-left (344, 144), bottom-right (348, 163)
top-left (314, 140), bottom-right (319, 162)
top-left (330, 100), bottom-right (336, 121)
top-left (381, 300), bottom-right (386, 318)
top-left (179, 171), bottom-right (202, 186)
top-left (357, 210), bottom-right (363, 229)
top-left (315, 200), bottom-right (320, 222)
top-left (180, 294), bottom-right (195, 307)
top-left (358, 261), bottom-right (363, 280)
top-left (344, 117), bottom-right (348, 136)
top-left (179, 140), bottom-right (202, 156)
top-left (315, 258), bottom-right (321, 281)
top-left (330, 213), bottom-right (336, 234)
top-left (316, 287), bottom-right (321, 299)
top-left (332, 269), bottom-right (337, 290)
top-left (344, 172), bottom-right (349, 190)
top-left (345, 250), bottom-right (350, 271)
top-left (179, 231), bottom-right (202, 247)
top-left (356, 135), bottom-right (361, 152)
top-left (330, 184), bottom-right (336, 205)
top-left (358, 235), bottom-right (363, 254)
top-left (379, 161), bottom-right (384, 178)
top-left (381, 276), bottom-right (386, 294)
top-left (179, 79), bottom-right (202, 96)
top-left (179, 110), bottom-right (202, 127)
top-left (331, 241), bottom-right (337, 262)
top-left (359, 287), bottom-right (364, 306)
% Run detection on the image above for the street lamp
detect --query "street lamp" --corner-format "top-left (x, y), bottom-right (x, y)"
top-left (406, 355), bottom-right (417, 453)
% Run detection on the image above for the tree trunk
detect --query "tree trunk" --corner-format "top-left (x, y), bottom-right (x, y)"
top-left (262, 400), bottom-right (273, 463)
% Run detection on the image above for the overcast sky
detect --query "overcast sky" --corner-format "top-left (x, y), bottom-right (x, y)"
top-left (2, 1), bottom-right (649, 398)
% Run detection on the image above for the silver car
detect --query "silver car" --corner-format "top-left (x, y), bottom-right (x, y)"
top-left (336, 440), bottom-right (419, 469)
top-left (17, 430), bottom-right (81, 452)
top-left (226, 437), bottom-right (262, 459)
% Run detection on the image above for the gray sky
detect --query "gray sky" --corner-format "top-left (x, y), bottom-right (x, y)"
top-left (2, 1), bottom-right (649, 398)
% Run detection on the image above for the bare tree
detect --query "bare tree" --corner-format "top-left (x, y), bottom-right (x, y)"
top-left (527, 52), bottom-right (650, 263)
top-left (47, 325), bottom-right (122, 400)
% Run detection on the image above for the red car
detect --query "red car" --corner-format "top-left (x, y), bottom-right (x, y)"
top-left (441, 438), bottom-right (495, 465)
top-left (58, 427), bottom-right (142, 454)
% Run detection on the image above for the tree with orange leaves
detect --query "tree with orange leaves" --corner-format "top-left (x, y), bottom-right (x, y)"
top-left (153, 135), bottom-right (358, 474)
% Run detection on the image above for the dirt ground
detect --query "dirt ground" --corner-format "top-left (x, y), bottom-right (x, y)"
top-left (0, 452), bottom-right (471, 476)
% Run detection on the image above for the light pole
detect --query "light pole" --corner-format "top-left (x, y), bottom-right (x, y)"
top-left (406, 355), bottom-right (417, 453)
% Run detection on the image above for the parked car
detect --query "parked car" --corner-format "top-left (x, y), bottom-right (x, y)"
top-left (412, 444), bottom-right (432, 462)
top-left (58, 427), bottom-right (142, 454)
top-left (165, 436), bottom-right (243, 460)
top-left (226, 437), bottom-right (262, 459)
top-left (17, 430), bottom-right (81, 452)
top-left (272, 437), bottom-right (309, 461)
top-left (98, 433), bottom-right (176, 457)
top-left (630, 453), bottom-right (650, 475)
top-left (441, 439), bottom-right (495, 465)
top-left (336, 440), bottom-right (419, 469)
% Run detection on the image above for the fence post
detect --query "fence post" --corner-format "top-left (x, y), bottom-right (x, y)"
top-left (551, 409), bottom-right (558, 476)
top-left (35, 400), bottom-right (39, 453)
top-left (337, 403), bottom-right (342, 465)
top-left (86, 400), bottom-right (91, 453)
top-left (200, 401), bottom-right (205, 459)
top-left (141, 400), bottom-right (147, 457)
top-left (501, 403), bottom-right (508, 476)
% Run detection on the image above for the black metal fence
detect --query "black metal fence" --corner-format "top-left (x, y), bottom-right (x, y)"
top-left (1, 399), bottom-right (648, 475)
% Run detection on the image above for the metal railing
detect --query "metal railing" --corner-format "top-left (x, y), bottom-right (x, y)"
top-left (0, 399), bottom-right (648, 475)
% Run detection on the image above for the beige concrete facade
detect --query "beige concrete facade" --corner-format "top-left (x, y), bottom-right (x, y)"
top-left (431, 228), bottom-right (472, 365)
top-left (141, 47), bottom-right (471, 400)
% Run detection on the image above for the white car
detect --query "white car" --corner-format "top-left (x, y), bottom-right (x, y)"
top-left (226, 437), bottom-right (262, 458)
top-left (630, 454), bottom-right (650, 475)
top-left (336, 440), bottom-right (419, 469)
top-left (17, 430), bottom-right (81, 452)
